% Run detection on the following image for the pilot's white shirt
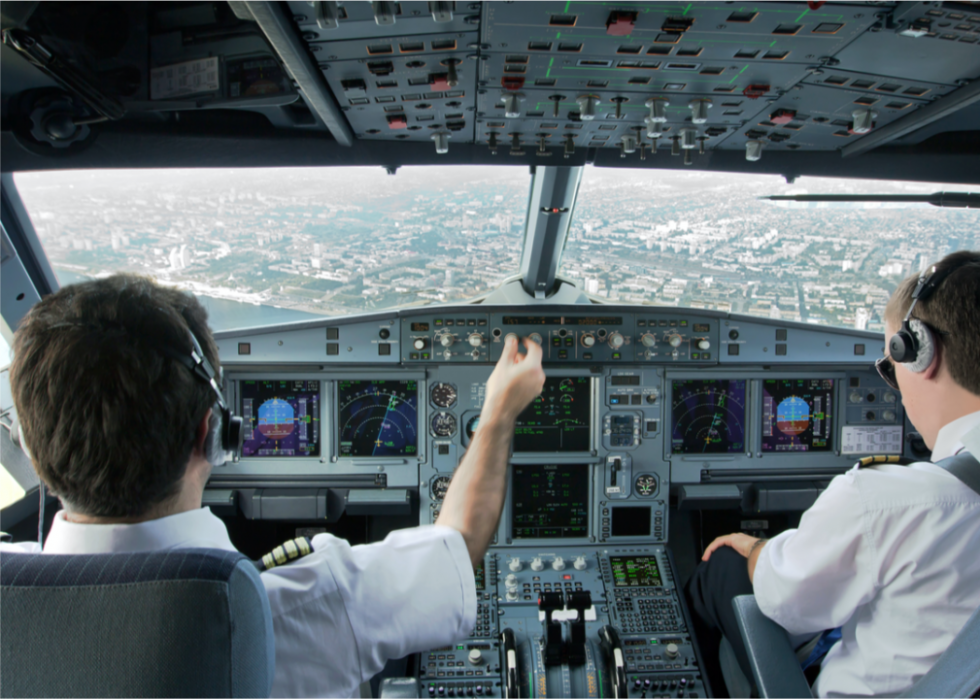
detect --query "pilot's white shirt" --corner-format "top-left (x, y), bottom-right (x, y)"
top-left (753, 410), bottom-right (980, 698)
top-left (1, 513), bottom-right (476, 699)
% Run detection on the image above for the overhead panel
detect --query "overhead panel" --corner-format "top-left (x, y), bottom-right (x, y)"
top-left (288, 1), bottom-right (480, 144)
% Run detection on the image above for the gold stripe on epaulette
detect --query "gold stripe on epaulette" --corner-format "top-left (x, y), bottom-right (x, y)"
top-left (857, 455), bottom-right (903, 468)
top-left (257, 537), bottom-right (315, 571)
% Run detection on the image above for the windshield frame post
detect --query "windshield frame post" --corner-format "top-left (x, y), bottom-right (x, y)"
top-left (519, 166), bottom-right (583, 299)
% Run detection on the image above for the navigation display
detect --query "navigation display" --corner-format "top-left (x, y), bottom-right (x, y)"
top-left (762, 379), bottom-right (834, 452)
top-left (337, 379), bottom-right (418, 457)
top-left (671, 379), bottom-right (747, 454)
top-left (513, 377), bottom-right (591, 452)
top-left (241, 380), bottom-right (320, 457)
top-left (512, 464), bottom-right (589, 539)
top-left (610, 556), bottom-right (663, 588)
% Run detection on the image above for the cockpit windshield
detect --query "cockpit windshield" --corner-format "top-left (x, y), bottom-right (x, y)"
top-left (561, 168), bottom-right (980, 332)
top-left (14, 166), bottom-right (530, 329)
top-left (14, 166), bottom-right (978, 333)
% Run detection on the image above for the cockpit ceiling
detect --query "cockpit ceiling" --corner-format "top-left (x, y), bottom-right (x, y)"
top-left (1, 1), bottom-right (979, 180)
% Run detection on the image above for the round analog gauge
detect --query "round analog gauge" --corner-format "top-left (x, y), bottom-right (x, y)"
top-left (430, 411), bottom-right (458, 438)
top-left (431, 476), bottom-right (452, 501)
top-left (635, 474), bottom-right (658, 497)
top-left (430, 382), bottom-right (458, 409)
top-left (465, 415), bottom-right (481, 441)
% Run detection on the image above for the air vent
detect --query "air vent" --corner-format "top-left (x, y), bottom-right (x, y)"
top-left (550, 14), bottom-right (577, 27)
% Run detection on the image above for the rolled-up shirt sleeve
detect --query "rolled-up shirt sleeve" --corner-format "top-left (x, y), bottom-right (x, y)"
top-left (263, 524), bottom-right (476, 698)
top-left (753, 470), bottom-right (877, 636)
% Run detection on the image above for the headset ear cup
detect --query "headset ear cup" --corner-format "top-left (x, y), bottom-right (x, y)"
top-left (204, 406), bottom-right (225, 467)
top-left (905, 320), bottom-right (935, 373)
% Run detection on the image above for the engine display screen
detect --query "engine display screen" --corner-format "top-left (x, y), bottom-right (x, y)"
top-left (762, 379), bottom-right (834, 452)
top-left (337, 380), bottom-right (418, 457)
top-left (512, 464), bottom-right (589, 539)
top-left (513, 377), bottom-right (591, 452)
top-left (671, 379), bottom-right (747, 454)
top-left (610, 556), bottom-right (663, 588)
top-left (241, 380), bottom-right (320, 457)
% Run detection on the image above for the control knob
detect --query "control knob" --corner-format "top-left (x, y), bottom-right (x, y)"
top-left (413, 338), bottom-right (428, 351)
top-left (850, 391), bottom-right (863, 403)
top-left (506, 589), bottom-right (519, 601)
top-left (552, 556), bottom-right (566, 571)
top-left (697, 339), bottom-right (710, 350)
top-left (665, 643), bottom-right (680, 659)
top-left (883, 392), bottom-right (897, 403)
top-left (468, 333), bottom-right (483, 348)
top-left (883, 410), bottom-right (896, 421)
top-left (530, 557), bottom-right (544, 572)
top-left (504, 332), bottom-right (519, 344)
top-left (668, 334), bottom-right (683, 348)
top-left (442, 350), bottom-right (452, 361)
top-left (508, 558), bottom-right (522, 572)
top-left (440, 334), bottom-right (455, 347)
top-left (528, 333), bottom-right (543, 345)
top-left (574, 556), bottom-right (587, 571)
top-left (608, 332), bottom-right (625, 349)
top-left (581, 334), bottom-right (596, 348)
top-left (641, 333), bottom-right (657, 348)
top-left (505, 574), bottom-right (519, 589)
top-left (468, 649), bottom-right (483, 666)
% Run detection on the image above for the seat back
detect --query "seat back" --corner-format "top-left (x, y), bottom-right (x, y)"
top-left (0, 549), bottom-right (274, 698)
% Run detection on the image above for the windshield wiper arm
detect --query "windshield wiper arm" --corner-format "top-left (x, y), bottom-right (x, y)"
top-left (759, 192), bottom-right (980, 209)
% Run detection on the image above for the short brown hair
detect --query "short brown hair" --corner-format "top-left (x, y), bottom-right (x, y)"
top-left (9, 274), bottom-right (220, 518)
top-left (885, 250), bottom-right (980, 396)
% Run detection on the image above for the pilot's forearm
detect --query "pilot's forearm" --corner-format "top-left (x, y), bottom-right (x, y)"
top-left (437, 414), bottom-right (514, 569)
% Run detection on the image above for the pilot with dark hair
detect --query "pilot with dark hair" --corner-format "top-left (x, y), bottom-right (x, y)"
top-left (1, 273), bottom-right (546, 698)
top-left (685, 250), bottom-right (980, 697)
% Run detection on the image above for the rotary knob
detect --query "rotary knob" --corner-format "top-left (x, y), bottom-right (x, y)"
top-left (850, 391), bottom-right (863, 403)
top-left (468, 333), bottom-right (483, 347)
top-left (697, 339), bottom-right (710, 350)
top-left (468, 649), bottom-right (484, 666)
top-left (641, 333), bottom-right (657, 348)
top-left (608, 332), bottom-right (625, 349)
top-left (504, 332), bottom-right (519, 344)
top-left (528, 333), bottom-right (543, 345)
top-left (509, 558), bottom-right (522, 572)
top-left (441, 334), bottom-right (455, 347)
top-left (505, 574), bottom-right (519, 589)
top-left (883, 410), bottom-right (896, 421)
top-left (574, 556), bottom-right (587, 571)
top-left (581, 334), bottom-right (595, 348)
top-left (552, 556), bottom-right (566, 571)
top-left (531, 557), bottom-right (544, 572)
top-left (413, 338), bottom-right (428, 351)
top-left (506, 589), bottom-right (519, 601)
top-left (668, 334), bottom-right (683, 348)
top-left (665, 643), bottom-right (680, 659)
top-left (883, 392), bottom-right (897, 403)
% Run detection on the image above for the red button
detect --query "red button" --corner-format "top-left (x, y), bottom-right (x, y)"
top-left (387, 115), bottom-right (408, 129)
top-left (430, 74), bottom-right (451, 91)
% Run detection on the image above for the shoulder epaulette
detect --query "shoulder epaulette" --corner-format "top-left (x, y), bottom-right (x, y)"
top-left (855, 455), bottom-right (915, 469)
top-left (255, 536), bottom-right (314, 572)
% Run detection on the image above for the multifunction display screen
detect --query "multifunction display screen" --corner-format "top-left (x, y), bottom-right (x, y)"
top-left (610, 556), bottom-right (663, 587)
top-left (513, 377), bottom-right (591, 452)
top-left (762, 379), bottom-right (834, 452)
top-left (512, 464), bottom-right (589, 539)
top-left (241, 380), bottom-right (320, 457)
top-left (671, 379), bottom-right (747, 454)
top-left (337, 379), bottom-right (418, 457)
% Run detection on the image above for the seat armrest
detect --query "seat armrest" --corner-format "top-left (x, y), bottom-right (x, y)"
top-left (380, 677), bottom-right (420, 698)
top-left (732, 595), bottom-right (814, 699)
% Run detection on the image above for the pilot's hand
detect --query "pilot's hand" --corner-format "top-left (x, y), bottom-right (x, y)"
top-left (702, 533), bottom-right (760, 561)
top-left (482, 335), bottom-right (546, 425)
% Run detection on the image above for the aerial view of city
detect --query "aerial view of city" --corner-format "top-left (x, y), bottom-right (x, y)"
top-left (14, 165), bottom-right (979, 333)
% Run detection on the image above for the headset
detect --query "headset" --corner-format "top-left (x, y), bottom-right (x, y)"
top-left (887, 259), bottom-right (970, 373)
top-left (158, 329), bottom-right (244, 466)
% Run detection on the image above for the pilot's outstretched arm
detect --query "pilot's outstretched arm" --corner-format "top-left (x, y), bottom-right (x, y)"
top-left (437, 334), bottom-right (546, 568)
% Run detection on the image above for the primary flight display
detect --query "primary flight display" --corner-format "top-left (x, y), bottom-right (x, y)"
top-left (337, 379), bottom-right (418, 457)
top-left (240, 379), bottom-right (320, 457)
top-left (513, 376), bottom-right (591, 452)
top-left (671, 379), bottom-right (747, 454)
top-left (761, 378), bottom-right (834, 452)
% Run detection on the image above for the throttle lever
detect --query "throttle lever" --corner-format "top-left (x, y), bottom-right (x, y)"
top-left (501, 627), bottom-right (520, 699)
top-left (599, 625), bottom-right (629, 699)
